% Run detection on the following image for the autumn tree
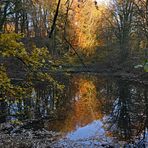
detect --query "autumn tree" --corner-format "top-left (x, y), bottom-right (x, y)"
top-left (0, 0), bottom-right (13, 32)
top-left (0, 33), bottom-right (55, 99)
top-left (109, 0), bottom-right (134, 61)
top-left (66, 0), bottom-right (105, 56)
top-left (134, 0), bottom-right (148, 43)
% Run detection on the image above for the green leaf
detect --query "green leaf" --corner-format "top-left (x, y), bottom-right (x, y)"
top-left (144, 62), bottom-right (148, 72)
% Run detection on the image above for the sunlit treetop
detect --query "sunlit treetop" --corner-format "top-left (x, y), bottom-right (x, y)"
top-left (67, 0), bottom-right (109, 56)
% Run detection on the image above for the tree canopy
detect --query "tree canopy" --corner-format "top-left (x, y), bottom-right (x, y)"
top-left (0, 0), bottom-right (148, 99)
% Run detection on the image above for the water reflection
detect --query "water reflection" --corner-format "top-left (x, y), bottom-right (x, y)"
top-left (108, 80), bottom-right (132, 140)
top-left (57, 75), bottom-right (148, 146)
top-left (62, 76), bottom-right (102, 132)
top-left (105, 79), bottom-right (148, 146)
top-left (0, 74), bottom-right (148, 146)
top-left (0, 100), bottom-right (7, 123)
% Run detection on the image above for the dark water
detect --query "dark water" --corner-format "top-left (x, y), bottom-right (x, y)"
top-left (0, 74), bottom-right (148, 146)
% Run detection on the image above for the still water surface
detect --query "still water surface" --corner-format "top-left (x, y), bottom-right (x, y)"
top-left (0, 74), bottom-right (148, 146)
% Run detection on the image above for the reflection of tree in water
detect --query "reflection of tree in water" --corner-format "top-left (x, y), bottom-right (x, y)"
top-left (137, 87), bottom-right (148, 147)
top-left (62, 75), bottom-right (102, 132)
top-left (0, 75), bottom-right (70, 122)
top-left (144, 88), bottom-right (148, 131)
top-left (118, 81), bottom-right (132, 140)
top-left (0, 89), bottom-right (9, 123)
top-left (96, 77), bottom-right (117, 114)
top-left (46, 75), bottom-right (105, 133)
top-left (0, 99), bottom-right (7, 123)
top-left (107, 80), bottom-right (148, 144)
top-left (1, 74), bottom-right (147, 145)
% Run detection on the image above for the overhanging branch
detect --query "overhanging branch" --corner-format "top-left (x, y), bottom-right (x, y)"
top-left (49, 0), bottom-right (61, 38)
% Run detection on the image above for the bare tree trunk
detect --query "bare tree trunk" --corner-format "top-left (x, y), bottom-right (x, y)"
top-left (15, 12), bottom-right (19, 33)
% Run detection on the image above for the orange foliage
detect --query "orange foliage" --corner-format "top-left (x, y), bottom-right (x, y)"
top-left (62, 77), bottom-right (102, 132)
top-left (68, 0), bottom-right (106, 55)
top-left (46, 76), bottom-right (105, 133)
top-left (4, 23), bottom-right (15, 33)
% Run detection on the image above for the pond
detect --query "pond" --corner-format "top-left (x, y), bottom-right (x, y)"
top-left (0, 73), bottom-right (148, 147)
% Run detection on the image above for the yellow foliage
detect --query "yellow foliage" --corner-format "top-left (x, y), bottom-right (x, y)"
top-left (0, 65), bottom-right (11, 92)
top-left (0, 65), bottom-right (32, 99)
top-left (68, 0), bottom-right (106, 56)
top-left (0, 33), bottom-right (55, 99)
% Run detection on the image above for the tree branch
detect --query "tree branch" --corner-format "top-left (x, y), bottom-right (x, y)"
top-left (48, 0), bottom-right (61, 38)
top-left (63, 0), bottom-right (87, 70)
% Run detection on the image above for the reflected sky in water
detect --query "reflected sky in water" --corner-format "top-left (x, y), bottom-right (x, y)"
top-left (1, 74), bottom-right (148, 146)
top-left (45, 74), bottom-right (148, 146)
